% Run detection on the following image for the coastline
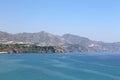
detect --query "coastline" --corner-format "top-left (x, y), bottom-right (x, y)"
top-left (0, 52), bottom-right (8, 54)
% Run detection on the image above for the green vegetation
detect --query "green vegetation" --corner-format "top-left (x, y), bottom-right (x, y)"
top-left (0, 44), bottom-right (64, 53)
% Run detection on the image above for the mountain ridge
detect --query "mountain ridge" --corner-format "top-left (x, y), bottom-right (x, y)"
top-left (0, 31), bottom-right (120, 52)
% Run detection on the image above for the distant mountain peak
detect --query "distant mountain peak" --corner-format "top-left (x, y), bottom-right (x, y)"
top-left (63, 33), bottom-right (90, 44)
top-left (63, 34), bottom-right (89, 39)
top-left (40, 31), bottom-right (48, 33)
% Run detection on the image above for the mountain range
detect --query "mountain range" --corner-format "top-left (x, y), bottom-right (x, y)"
top-left (0, 31), bottom-right (120, 52)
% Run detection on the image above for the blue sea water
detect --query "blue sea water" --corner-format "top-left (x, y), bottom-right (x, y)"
top-left (0, 52), bottom-right (120, 80)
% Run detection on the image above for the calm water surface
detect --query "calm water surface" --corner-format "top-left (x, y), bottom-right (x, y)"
top-left (0, 52), bottom-right (120, 80)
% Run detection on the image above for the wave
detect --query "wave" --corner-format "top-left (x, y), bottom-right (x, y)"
top-left (20, 64), bottom-right (82, 80)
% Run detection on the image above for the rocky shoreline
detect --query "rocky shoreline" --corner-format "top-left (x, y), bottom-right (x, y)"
top-left (0, 44), bottom-right (64, 54)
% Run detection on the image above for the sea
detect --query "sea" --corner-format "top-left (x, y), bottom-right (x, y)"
top-left (0, 52), bottom-right (120, 80)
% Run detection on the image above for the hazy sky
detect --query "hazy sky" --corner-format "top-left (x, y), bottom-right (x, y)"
top-left (0, 0), bottom-right (120, 42)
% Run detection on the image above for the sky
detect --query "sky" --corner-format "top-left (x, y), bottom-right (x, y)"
top-left (0, 0), bottom-right (120, 42)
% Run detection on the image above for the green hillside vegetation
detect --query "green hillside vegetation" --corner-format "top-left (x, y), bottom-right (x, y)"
top-left (0, 44), bottom-right (64, 53)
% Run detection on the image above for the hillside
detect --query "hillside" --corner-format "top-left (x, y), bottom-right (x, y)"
top-left (0, 31), bottom-right (120, 52)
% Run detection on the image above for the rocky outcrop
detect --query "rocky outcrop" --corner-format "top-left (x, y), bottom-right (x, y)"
top-left (0, 44), bottom-right (65, 53)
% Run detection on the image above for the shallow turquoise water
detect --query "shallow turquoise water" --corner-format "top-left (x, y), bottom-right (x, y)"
top-left (0, 53), bottom-right (120, 80)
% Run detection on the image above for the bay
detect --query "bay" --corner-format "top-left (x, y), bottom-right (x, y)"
top-left (0, 53), bottom-right (120, 80)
